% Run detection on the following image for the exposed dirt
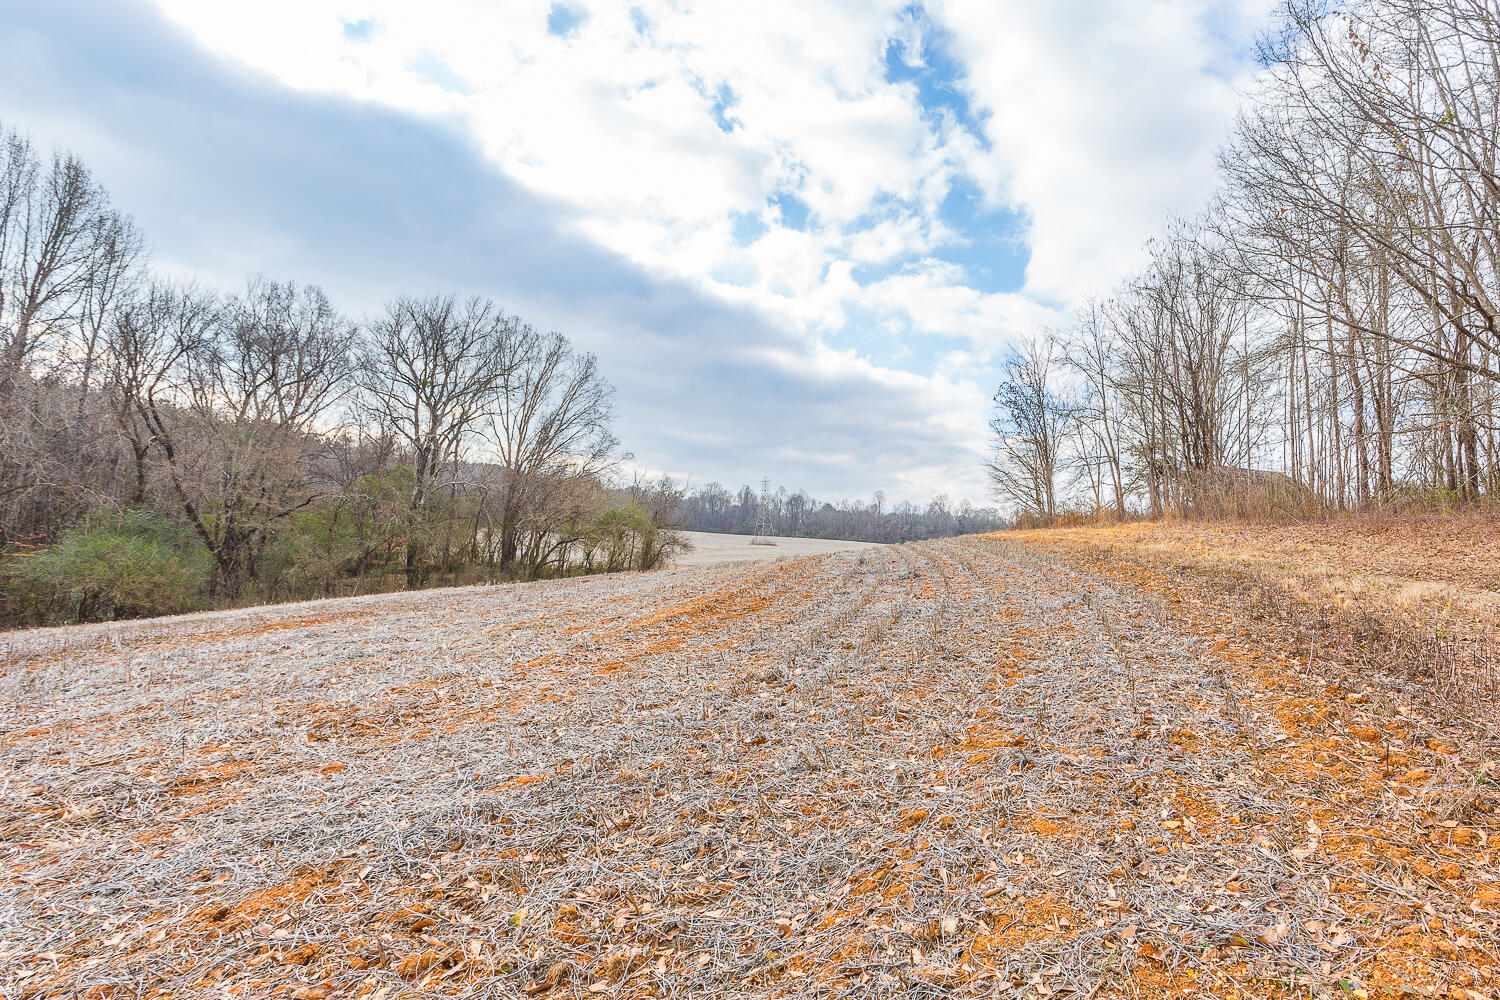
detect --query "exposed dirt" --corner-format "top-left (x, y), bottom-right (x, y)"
top-left (2, 537), bottom-right (1495, 998)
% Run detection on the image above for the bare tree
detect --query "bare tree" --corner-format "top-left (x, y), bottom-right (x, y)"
top-left (628, 475), bottom-right (689, 570)
top-left (1065, 297), bottom-right (1128, 516)
top-left (988, 336), bottom-right (1071, 523)
top-left (358, 294), bottom-right (516, 586)
top-left (140, 279), bottom-right (356, 597)
top-left (487, 328), bottom-right (617, 574)
top-left (107, 281), bottom-right (216, 505)
top-left (0, 127), bottom-right (113, 395)
top-left (0, 125), bottom-right (127, 535)
top-left (72, 211), bottom-right (144, 418)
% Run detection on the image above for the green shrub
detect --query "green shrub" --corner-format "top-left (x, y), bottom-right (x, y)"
top-left (3, 510), bottom-right (207, 625)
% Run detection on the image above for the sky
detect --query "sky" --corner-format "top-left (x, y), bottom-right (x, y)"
top-left (0, 0), bottom-right (1275, 505)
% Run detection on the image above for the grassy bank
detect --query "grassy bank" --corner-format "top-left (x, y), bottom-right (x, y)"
top-left (999, 512), bottom-right (1500, 725)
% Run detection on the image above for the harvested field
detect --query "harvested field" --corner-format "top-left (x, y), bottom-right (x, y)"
top-left (669, 531), bottom-right (884, 567)
top-left (2, 536), bottom-right (1496, 999)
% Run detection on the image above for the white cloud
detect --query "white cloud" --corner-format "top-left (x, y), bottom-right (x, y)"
top-left (934, 0), bottom-right (1275, 303)
top-left (139, 0), bottom-right (1273, 503)
top-left (148, 1), bottom-right (991, 332)
top-left (858, 262), bottom-right (1065, 355)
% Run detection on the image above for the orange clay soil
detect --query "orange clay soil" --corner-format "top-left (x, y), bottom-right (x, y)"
top-left (1, 535), bottom-right (1495, 999)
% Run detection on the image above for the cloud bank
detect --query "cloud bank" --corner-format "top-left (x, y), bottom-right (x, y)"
top-left (0, 0), bottom-right (1273, 503)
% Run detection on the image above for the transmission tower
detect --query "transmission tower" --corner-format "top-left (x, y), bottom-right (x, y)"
top-left (752, 476), bottom-right (776, 541)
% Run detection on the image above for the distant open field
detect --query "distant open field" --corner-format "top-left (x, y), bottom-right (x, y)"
top-left (2, 535), bottom-right (1495, 998)
top-left (669, 530), bottom-right (884, 566)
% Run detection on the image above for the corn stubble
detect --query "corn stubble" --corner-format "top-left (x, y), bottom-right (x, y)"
top-left (1, 537), bottom-right (1495, 998)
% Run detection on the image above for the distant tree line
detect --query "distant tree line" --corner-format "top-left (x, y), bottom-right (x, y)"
top-left (990, 0), bottom-right (1500, 524)
top-left (0, 122), bottom-right (682, 626)
top-left (677, 482), bottom-right (1006, 542)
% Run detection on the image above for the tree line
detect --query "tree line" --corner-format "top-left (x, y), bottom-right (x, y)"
top-left (677, 482), bottom-right (1007, 542)
top-left (0, 122), bottom-right (682, 626)
top-left (990, 0), bottom-right (1500, 523)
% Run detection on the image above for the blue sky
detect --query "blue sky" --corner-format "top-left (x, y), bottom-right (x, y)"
top-left (0, 0), bottom-right (1272, 504)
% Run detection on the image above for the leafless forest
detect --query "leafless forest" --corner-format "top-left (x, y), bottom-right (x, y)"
top-left (990, 0), bottom-right (1500, 524)
top-left (676, 483), bottom-right (1006, 544)
top-left (0, 129), bottom-right (753, 629)
top-left (0, 108), bottom-right (1005, 632)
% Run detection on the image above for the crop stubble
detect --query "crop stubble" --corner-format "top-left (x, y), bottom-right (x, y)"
top-left (1, 537), bottom-right (1495, 998)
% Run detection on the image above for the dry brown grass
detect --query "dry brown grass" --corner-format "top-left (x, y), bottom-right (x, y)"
top-left (2, 538), bottom-right (1496, 998)
top-left (1004, 512), bottom-right (1500, 721)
